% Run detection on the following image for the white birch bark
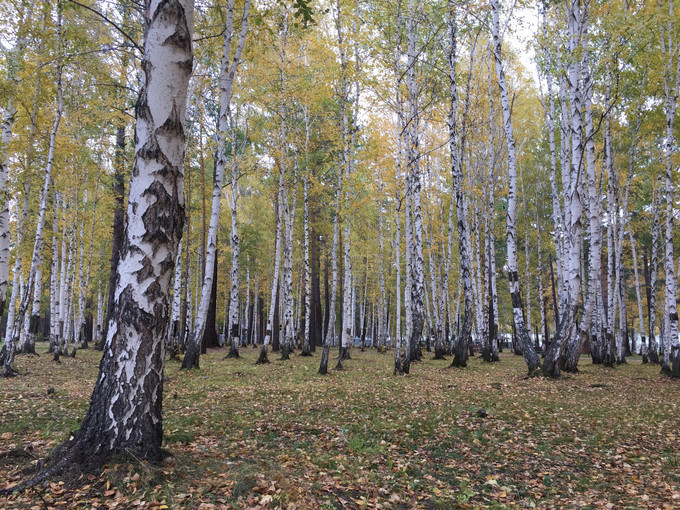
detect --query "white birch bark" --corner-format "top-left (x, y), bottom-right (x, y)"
top-left (14, 23), bottom-right (63, 358)
top-left (301, 113), bottom-right (312, 356)
top-left (492, 0), bottom-right (540, 374)
top-left (168, 240), bottom-right (183, 350)
top-left (319, 172), bottom-right (341, 374)
top-left (183, 0), bottom-right (249, 368)
top-left (259, 169), bottom-right (284, 364)
top-left (64, 0), bottom-right (193, 461)
top-left (446, 2), bottom-right (474, 368)
top-left (660, 0), bottom-right (680, 375)
top-left (49, 192), bottom-right (61, 357)
top-left (649, 187), bottom-right (660, 363)
top-left (394, 200), bottom-right (403, 373)
top-left (0, 2), bottom-right (34, 322)
top-left (3, 181), bottom-right (29, 352)
top-left (405, 0), bottom-right (424, 371)
top-left (573, 33), bottom-right (602, 366)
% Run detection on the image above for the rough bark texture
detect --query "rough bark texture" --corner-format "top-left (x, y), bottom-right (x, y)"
top-left (1, 0), bottom-right (194, 484)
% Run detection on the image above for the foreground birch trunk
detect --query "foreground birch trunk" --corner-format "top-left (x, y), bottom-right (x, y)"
top-left (492, 0), bottom-right (540, 375)
top-left (1, 0), bottom-right (193, 488)
top-left (182, 0), bottom-right (249, 369)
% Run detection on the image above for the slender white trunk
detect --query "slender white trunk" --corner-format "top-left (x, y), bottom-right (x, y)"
top-left (13, 21), bottom-right (63, 359)
top-left (183, 0), bottom-right (249, 368)
top-left (302, 122), bottom-right (312, 355)
top-left (49, 192), bottom-right (61, 355)
top-left (406, 0), bottom-right (425, 371)
top-left (259, 169), bottom-right (284, 364)
top-left (394, 203), bottom-right (403, 373)
top-left (492, 0), bottom-right (539, 373)
top-left (660, 0), bottom-right (680, 375)
top-left (649, 187), bottom-right (660, 363)
top-left (168, 240), bottom-right (183, 348)
top-left (575, 32), bottom-right (603, 364)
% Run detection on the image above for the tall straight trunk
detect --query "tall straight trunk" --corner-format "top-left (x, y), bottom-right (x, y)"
top-left (492, 0), bottom-right (540, 375)
top-left (648, 187), bottom-right (660, 363)
top-left (243, 257), bottom-right (251, 347)
top-left (539, 2), bottom-right (565, 323)
top-left (394, 202), bottom-right (403, 374)
top-left (660, 0), bottom-right (680, 376)
top-left (536, 206), bottom-right (548, 356)
top-left (630, 229), bottom-right (646, 359)
top-left (319, 177), bottom-right (341, 374)
top-left (168, 240), bottom-right (183, 355)
top-left (183, 0), bottom-right (249, 369)
top-left (258, 170), bottom-right (284, 364)
top-left (281, 152), bottom-right (298, 360)
top-left (544, 0), bottom-right (585, 377)
top-left (483, 58), bottom-right (499, 362)
top-left (49, 192), bottom-right (61, 357)
top-left (0, 2), bottom-right (34, 323)
top-left (336, 0), bottom-right (359, 368)
top-left (311, 211), bottom-right (322, 350)
top-left (226, 138), bottom-right (242, 359)
top-left (13, 0), bottom-right (195, 473)
top-left (0, 116), bottom-right (11, 320)
top-left (569, 34), bottom-right (601, 371)
top-left (447, 3), bottom-right (474, 368)
top-left (301, 117), bottom-right (312, 356)
top-left (404, 0), bottom-right (424, 369)
top-left (12, 21), bottom-right (64, 362)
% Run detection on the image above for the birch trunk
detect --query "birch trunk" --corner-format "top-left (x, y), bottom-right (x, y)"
top-left (301, 138), bottom-right (312, 356)
top-left (661, 0), bottom-right (680, 376)
top-left (648, 188), bottom-right (660, 363)
top-left (394, 201), bottom-right (403, 373)
top-left (183, 0), bottom-right (249, 369)
top-left (49, 192), bottom-right (61, 358)
top-left (13, 24), bottom-right (64, 359)
top-left (258, 169), bottom-right (284, 364)
top-left (570, 34), bottom-right (602, 370)
top-left (446, 3), bottom-right (474, 368)
top-left (319, 176), bottom-right (341, 374)
top-left (0, 2), bottom-right (33, 322)
top-left (492, 0), bottom-right (540, 374)
top-left (24, 0), bottom-right (195, 471)
top-left (404, 0), bottom-right (424, 370)
top-left (168, 240), bottom-right (183, 356)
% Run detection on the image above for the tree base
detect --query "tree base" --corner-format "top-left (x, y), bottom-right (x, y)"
top-left (16, 344), bottom-right (38, 356)
top-left (180, 348), bottom-right (200, 370)
top-left (225, 346), bottom-right (240, 359)
top-left (1, 366), bottom-right (18, 378)
top-left (669, 347), bottom-right (680, 378)
top-left (255, 346), bottom-right (269, 365)
top-left (334, 356), bottom-right (344, 371)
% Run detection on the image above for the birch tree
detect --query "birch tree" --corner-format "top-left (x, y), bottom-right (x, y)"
top-left (447, 1), bottom-right (474, 368)
top-left (183, 0), bottom-right (249, 369)
top-left (2, 0), bottom-right (194, 488)
top-left (492, 0), bottom-right (540, 375)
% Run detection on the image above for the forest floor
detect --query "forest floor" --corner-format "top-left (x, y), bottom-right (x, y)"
top-left (0, 346), bottom-right (679, 509)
